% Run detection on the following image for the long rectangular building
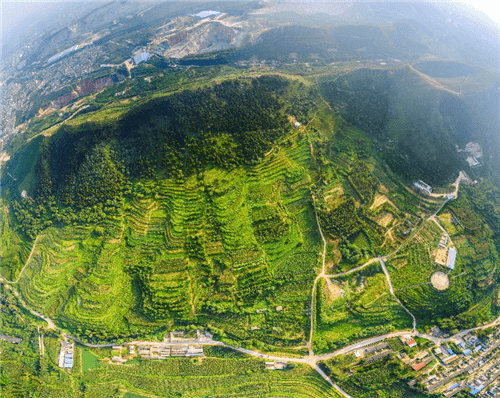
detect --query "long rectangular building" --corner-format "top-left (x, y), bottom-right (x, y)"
top-left (447, 248), bottom-right (457, 270)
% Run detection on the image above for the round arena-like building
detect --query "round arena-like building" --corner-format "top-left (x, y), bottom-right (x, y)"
top-left (431, 271), bottom-right (449, 291)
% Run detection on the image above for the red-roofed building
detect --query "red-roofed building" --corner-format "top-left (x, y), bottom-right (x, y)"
top-left (407, 339), bottom-right (417, 348)
top-left (442, 354), bottom-right (458, 365)
top-left (412, 362), bottom-right (426, 371)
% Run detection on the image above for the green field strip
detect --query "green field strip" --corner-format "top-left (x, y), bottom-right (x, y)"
top-left (317, 273), bottom-right (412, 346)
top-left (387, 242), bottom-right (435, 290)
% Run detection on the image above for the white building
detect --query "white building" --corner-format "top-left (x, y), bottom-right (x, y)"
top-left (132, 52), bottom-right (150, 65)
top-left (447, 248), bottom-right (457, 270)
top-left (413, 180), bottom-right (432, 195)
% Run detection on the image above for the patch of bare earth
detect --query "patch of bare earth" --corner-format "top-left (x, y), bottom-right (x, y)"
top-left (323, 278), bottom-right (343, 304)
top-left (370, 193), bottom-right (394, 210)
top-left (375, 212), bottom-right (394, 228)
top-left (431, 271), bottom-right (449, 290)
top-left (392, 258), bottom-right (408, 270)
top-left (325, 238), bottom-right (342, 273)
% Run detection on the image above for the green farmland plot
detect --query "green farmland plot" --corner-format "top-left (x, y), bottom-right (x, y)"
top-left (315, 272), bottom-right (412, 351)
top-left (123, 393), bottom-right (148, 398)
top-left (81, 348), bottom-right (100, 372)
top-left (78, 358), bottom-right (342, 398)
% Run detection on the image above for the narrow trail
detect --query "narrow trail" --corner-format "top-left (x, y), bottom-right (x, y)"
top-left (1, 283), bottom-right (56, 329)
top-left (3, 235), bottom-right (40, 284)
top-left (379, 258), bottom-right (417, 331)
top-left (394, 281), bottom-right (431, 292)
top-left (324, 257), bottom-right (379, 279)
top-left (307, 197), bottom-right (328, 357)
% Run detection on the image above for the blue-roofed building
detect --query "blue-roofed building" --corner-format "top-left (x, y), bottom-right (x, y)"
top-left (471, 385), bottom-right (485, 395)
top-left (463, 349), bottom-right (471, 355)
top-left (447, 247), bottom-right (457, 270)
top-left (63, 353), bottom-right (74, 368)
top-left (133, 52), bottom-right (150, 65)
top-left (447, 348), bottom-right (454, 355)
top-left (459, 342), bottom-right (466, 349)
top-left (448, 383), bottom-right (459, 391)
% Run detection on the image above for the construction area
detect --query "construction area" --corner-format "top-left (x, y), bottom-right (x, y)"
top-left (58, 340), bottom-right (75, 369)
top-left (434, 234), bottom-right (457, 270)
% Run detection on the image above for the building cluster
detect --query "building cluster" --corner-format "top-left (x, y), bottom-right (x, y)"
top-left (109, 330), bottom-right (214, 362)
top-left (235, 59), bottom-right (281, 69)
top-left (354, 341), bottom-right (393, 364)
top-left (58, 340), bottom-right (75, 369)
top-left (265, 360), bottom-right (287, 370)
top-left (402, 327), bottom-right (500, 396)
top-left (0, 334), bottom-right (22, 344)
top-left (0, 44), bottom-right (105, 137)
top-left (434, 234), bottom-right (457, 270)
top-left (413, 180), bottom-right (433, 195)
top-left (136, 343), bottom-right (204, 360)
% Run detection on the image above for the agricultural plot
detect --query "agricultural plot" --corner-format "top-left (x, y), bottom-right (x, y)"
top-left (442, 200), bottom-right (497, 288)
top-left (10, 129), bottom-right (318, 347)
top-left (387, 243), bottom-right (434, 290)
top-left (0, 209), bottom-right (31, 280)
top-left (123, 392), bottom-right (148, 398)
top-left (81, 347), bottom-right (100, 372)
top-left (316, 272), bottom-right (412, 350)
top-left (78, 358), bottom-right (342, 398)
top-left (386, 221), bottom-right (443, 289)
top-left (437, 211), bottom-right (461, 236)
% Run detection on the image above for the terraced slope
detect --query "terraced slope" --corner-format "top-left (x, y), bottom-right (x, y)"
top-left (2, 71), bottom-right (499, 351)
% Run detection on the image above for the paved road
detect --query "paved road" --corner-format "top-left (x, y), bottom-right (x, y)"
top-left (317, 331), bottom-right (412, 361)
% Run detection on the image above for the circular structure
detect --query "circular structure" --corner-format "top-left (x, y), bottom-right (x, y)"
top-left (431, 271), bottom-right (450, 291)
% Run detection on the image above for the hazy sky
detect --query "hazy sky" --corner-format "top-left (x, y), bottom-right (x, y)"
top-left (1, 0), bottom-right (499, 39)
top-left (462, 0), bottom-right (500, 26)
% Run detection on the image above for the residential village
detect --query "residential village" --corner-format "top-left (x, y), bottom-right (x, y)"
top-left (343, 326), bottom-right (500, 397)
top-left (59, 330), bottom-right (215, 368)
top-left (52, 322), bottom-right (500, 397)
top-left (411, 327), bottom-right (500, 397)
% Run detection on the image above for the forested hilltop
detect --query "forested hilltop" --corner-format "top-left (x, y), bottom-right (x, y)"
top-left (1, 66), bottom-right (500, 398)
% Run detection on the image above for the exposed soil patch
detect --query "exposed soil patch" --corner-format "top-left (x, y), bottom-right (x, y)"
top-left (324, 186), bottom-right (344, 210)
top-left (375, 212), bottom-right (394, 228)
top-left (465, 142), bottom-right (483, 158)
top-left (370, 193), bottom-right (395, 210)
top-left (323, 277), bottom-right (343, 304)
top-left (431, 271), bottom-right (449, 290)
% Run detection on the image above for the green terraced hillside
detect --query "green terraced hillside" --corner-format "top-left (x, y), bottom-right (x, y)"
top-left (1, 70), bottom-right (499, 351)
